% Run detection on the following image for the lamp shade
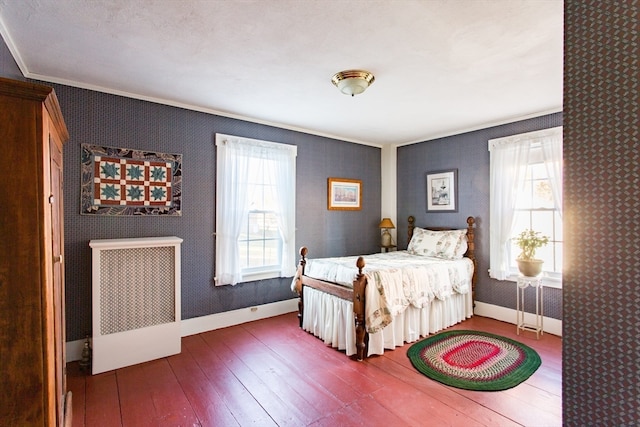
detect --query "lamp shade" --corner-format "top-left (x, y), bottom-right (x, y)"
top-left (379, 218), bottom-right (395, 229)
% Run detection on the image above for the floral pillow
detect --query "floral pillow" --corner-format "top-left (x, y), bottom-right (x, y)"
top-left (407, 227), bottom-right (468, 260)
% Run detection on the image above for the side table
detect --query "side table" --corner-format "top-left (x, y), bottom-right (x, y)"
top-left (381, 244), bottom-right (397, 253)
top-left (516, 275), bottom-right (544, 339)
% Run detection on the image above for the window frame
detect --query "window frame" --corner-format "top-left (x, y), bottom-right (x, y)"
top-left (214, 134), bottom-right (297, 286)
top-left (488, 126), bottom-right (563, 288)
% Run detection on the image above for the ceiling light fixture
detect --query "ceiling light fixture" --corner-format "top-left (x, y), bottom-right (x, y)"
top-left (331, 69), bottom-right (375, 96)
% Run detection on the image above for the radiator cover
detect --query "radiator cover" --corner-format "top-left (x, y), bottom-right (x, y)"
top-left (89, 236), bottom-right (182, 374)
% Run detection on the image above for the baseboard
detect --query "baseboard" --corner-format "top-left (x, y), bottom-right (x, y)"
top-left (66, 298), bottom-right (299, 362)
top-left (474, 301), bottom-right (562, 337)
top-left (68, 299), bottom-right (558, 362)
top-left (180, 298), bottom-right (299, 337)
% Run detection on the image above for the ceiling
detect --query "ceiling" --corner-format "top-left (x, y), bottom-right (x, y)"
top-left (0, 0), bottom-right (563, 146)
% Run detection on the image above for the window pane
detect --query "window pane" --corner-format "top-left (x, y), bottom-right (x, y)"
top-left (247, 240), bottom-right (264, 268)
top-left (536, 244), bottom-right (553, 266)
top-left (247, 183), bottom-right (264, 210)
top-left (241, 211), bottom-right (280, 270)
top-left (529, 162), bottom-right (546, 178)
top-left (263, 184), bottom-right (277, 211)
top-left (515, 178), bottom-right (533, 209)
top-left (248, 212), bottom-right (265, 240)
top-left (531, 211), bottom-right (554, 239)
top-left (263, 239), bottom-right (279, 266)
top-left (512, 208), bottom-right (562, 274)
top-left (512, 212), bottom-right (530, 236)
top-left (264, 213), bottom-right (279, 239)
top-left (533, 178), bottom-right (554, 208)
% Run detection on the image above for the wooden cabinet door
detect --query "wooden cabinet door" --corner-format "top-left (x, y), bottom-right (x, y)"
top-left (49, 133), bottom-right (66, 426)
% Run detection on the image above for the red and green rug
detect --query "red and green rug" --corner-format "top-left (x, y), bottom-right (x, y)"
top-left (407, 330), bottom-right (541, 391)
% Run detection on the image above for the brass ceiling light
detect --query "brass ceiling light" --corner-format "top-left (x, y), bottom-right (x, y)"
top-left (331, 69), bottom-right (375, 96)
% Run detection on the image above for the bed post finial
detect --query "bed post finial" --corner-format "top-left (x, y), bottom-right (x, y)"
top-left (299, 246), bottom-right (308, 271)
top-left (408, 215), bottom-right (415, 247)
top-left (356, 256), bottom-right (365, 274)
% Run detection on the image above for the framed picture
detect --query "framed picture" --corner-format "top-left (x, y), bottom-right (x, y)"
top-left (327, 177), bottom-right (362, 210)
top-left (426, 169), bottom-right (458, 212)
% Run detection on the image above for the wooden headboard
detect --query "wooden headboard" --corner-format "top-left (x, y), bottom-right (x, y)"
top-left (406, 215), bottom-right (477, 297)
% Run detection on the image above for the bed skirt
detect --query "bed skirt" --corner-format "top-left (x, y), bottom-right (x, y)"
top-left (301, 286), bottom-right (473, 357)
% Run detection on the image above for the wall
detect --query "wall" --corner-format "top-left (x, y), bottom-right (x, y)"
top-left (0, 39), bottom-right (381, 342)
top-left (0, 37), bottom-right (23, 80)
top-left (397, 113), bottom-right (563, 320)
top-left (4, 4), bottom-right (638, 421)
top-left (55, 86), bottom-right (382, 342)
top-left (563, 1), bottom-right (638, 425)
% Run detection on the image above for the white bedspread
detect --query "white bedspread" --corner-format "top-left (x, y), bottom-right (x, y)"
top-left (303, 251), bottom-right (473, 334)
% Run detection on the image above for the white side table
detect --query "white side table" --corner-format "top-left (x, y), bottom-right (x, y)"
top-left (516, 275), bottom-right (544, 339)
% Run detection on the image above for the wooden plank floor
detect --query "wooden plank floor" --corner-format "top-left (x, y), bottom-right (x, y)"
top-left (67, 313), bottom-right (562, 427)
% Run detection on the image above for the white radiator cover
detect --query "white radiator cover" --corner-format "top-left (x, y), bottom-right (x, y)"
top-left (89, 236), bottom-right (182, 374)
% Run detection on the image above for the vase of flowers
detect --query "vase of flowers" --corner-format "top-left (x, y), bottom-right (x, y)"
top-left (514, 229), bottom-right (549, 277)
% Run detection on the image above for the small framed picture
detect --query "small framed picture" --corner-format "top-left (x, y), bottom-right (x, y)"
top-left (327, 177), bottom-right (362, 210)
top-left (426, 169), bottom-right (458, 212)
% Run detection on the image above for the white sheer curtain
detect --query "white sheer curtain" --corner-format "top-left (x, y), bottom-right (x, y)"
top-left (488, 138), bottom-right (531, 280)
top-left (215, 134), bottom-right (296, 286)
top-left (540, 129), bottom-right (563, 216)
top-left (272, 149), bottom-right (297, 277)
top-left (488, 126), bottom-right (562, 280)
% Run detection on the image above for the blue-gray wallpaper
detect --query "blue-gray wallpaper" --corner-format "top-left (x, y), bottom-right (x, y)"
top-left (51, 85), bottom-right (382, 342)
top-left (397, 112), bottom-right (563, 320)
top-left (3, 5), bottom-right (638, 421)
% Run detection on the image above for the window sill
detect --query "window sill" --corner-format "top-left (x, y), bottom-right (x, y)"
top-left (241, 270), bottom-right (281, 283)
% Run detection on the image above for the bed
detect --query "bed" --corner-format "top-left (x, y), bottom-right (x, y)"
top-left (291, 216), bottom-right (477, 360)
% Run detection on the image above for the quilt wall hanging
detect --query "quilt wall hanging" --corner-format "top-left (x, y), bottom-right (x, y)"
top-left (81, 144), bottom-right (182, 216)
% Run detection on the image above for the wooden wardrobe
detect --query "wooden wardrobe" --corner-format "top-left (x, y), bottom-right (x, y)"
top-left (0, 77), bottom-right (71, 426)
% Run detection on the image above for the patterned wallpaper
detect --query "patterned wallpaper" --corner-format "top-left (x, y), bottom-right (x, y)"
top-left (563, 1), bottom-right (639, 425)
top-left (0, 37), bottom-right (23, 80)
top-left (48, 85), bottom-right (382, 342)
top-left (2, 3), bottom-right (638, 422)
top-left (397, 113), bottom-right (564, 320)
top-left (0, 52), bottom-right (382, 342)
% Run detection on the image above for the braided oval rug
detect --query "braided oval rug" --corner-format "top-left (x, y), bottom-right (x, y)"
top-left (407, 330), bottom-right (541, 391)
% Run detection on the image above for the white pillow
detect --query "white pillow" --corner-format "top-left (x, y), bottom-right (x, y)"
top-left (408, 227), bottom-right (468, 260)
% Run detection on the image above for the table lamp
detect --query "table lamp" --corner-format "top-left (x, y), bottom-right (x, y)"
top-left (379, 218), bottom-right (395, 247)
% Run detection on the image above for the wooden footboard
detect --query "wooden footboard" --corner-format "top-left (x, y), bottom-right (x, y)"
top-left (293, 215), bottom-right (477, 361)
top-left (293, 248), bottom-right (369, 360)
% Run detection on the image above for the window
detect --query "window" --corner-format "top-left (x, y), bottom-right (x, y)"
top-left (215, 134), bottom-right (297, 286)
top-left (488, 127), bottom-right (562, 283)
